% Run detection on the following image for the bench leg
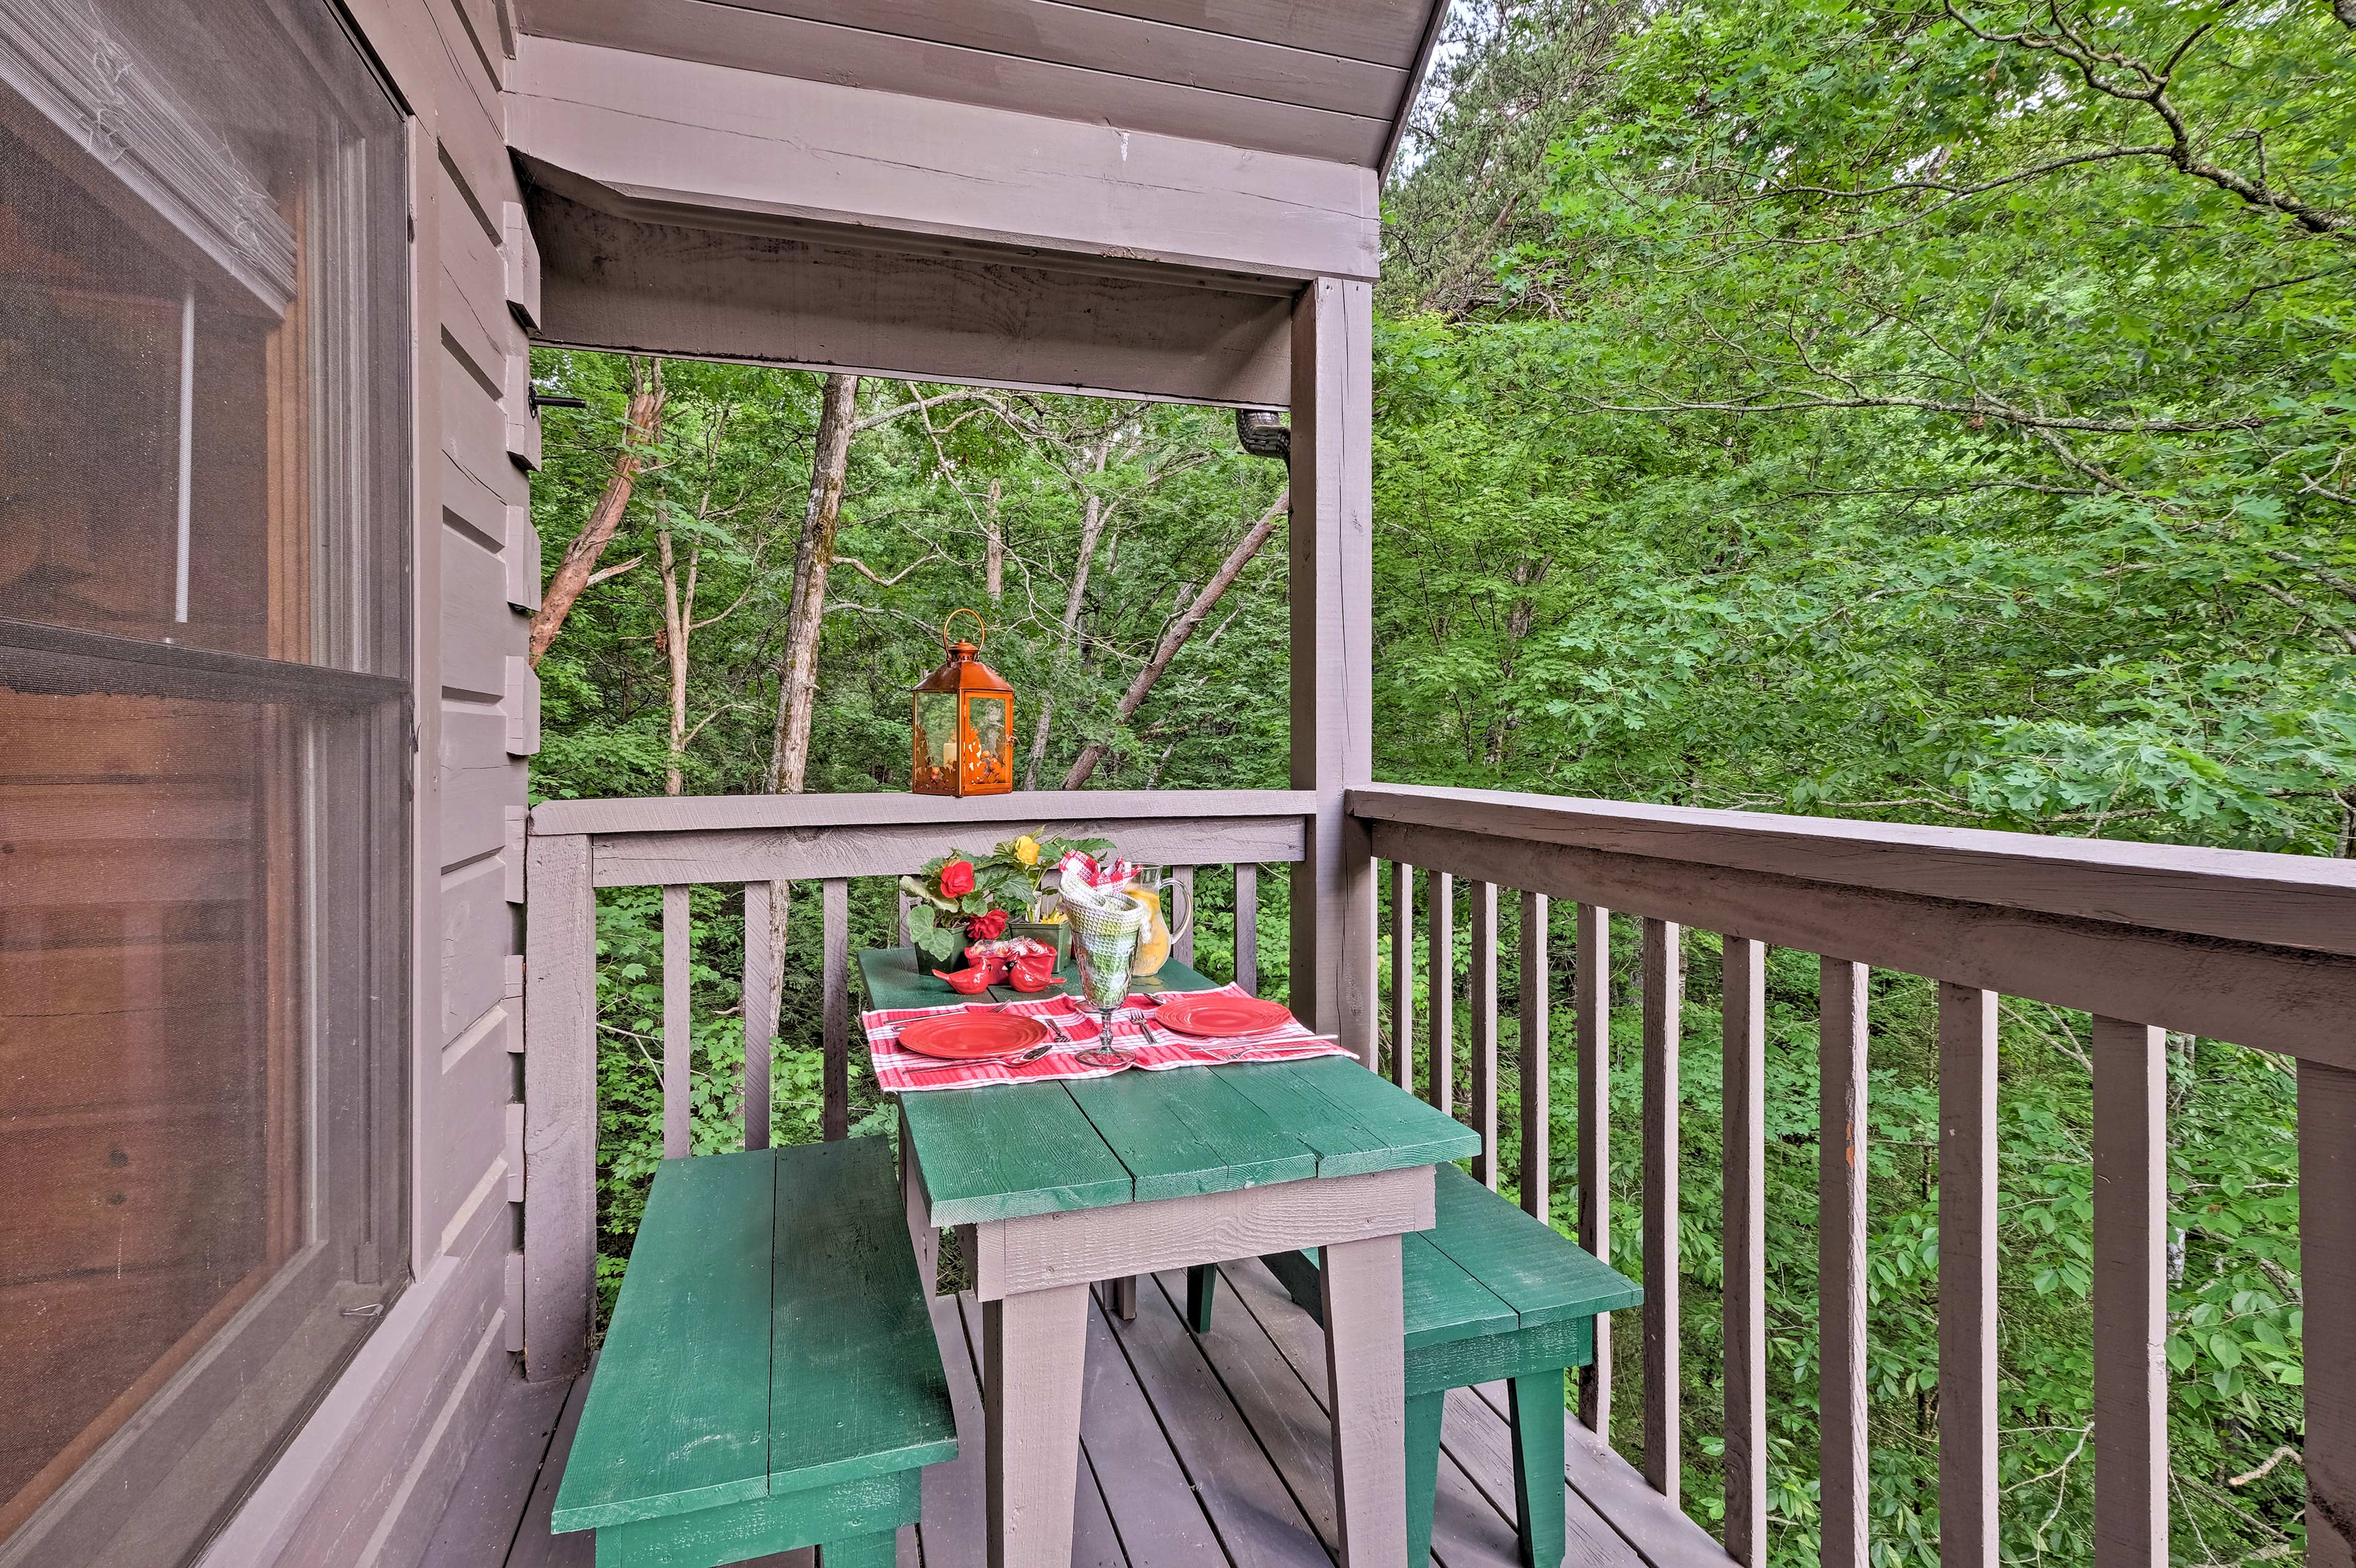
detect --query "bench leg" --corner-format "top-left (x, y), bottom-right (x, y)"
top-left (1508, 1372), bottom-right (1569, 1568)
top-left (1406, 1391), bottom-right (1445, 1568)
top-left (1113, 1275), bottom-right (1138, 1322)
top-left (820, 1529), bottom-right (899, 1568)
top-left (1185, 1264), bottom-right (1218, 1333)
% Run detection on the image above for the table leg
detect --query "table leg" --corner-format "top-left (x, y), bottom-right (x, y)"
top-left (1322, 1232), bottom-right (1408, 1567)
top-left (982, 1280), bottom-right (1090, 1568)
top-left (901, 1109), bottom-right (937, 1298)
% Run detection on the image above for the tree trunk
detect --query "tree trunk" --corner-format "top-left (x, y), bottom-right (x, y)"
top-left (528, 358), bottom-right (665, 666)
top-left (984, 477), bottom-right (1004, 602)
top-left (1061, 493), bottom-right (1286, 789)
top-left (755, 371), bottom-right (860, 1036)
top-left (1027, 433), bottom-right (1116, 783)
top-left (653, 527), bottom-right (696, 796)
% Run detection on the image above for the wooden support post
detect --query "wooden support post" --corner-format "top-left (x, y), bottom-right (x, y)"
top-left (1425, 869), bottom-right (1454, 1115)
top-left (1938, 983), bottom-right (1998, 1568)
top-left (2303, 1059), bottom-right (2356, 1568)
top-left (982, 1283), bottom-right (1091, 1568)
top-left (1234, 863), bottom-right (1258, 994)
top-left (822, 877), bottom-right (850, 1142)
top-left (1322, 1232), bottom-right (1409, 1568)
top-left (1820, 958), bottom-right (1870, 1568)
top-left (662, 883), bottom-right (691, 1159)
top-left (1388, 859), bottom-right (1414, 1090)
top-left (1641, 917), bottom-right (1680, 1505)
top-left (1576, 902), bottom-right (1611, 1435)
top-left (1469, 880), bottom-right (1499, 1186)
top-left (1287, 276), bottom-right (1376, 1063)
top-left (1170, 866), bottom-right (1195, 966)
top-left (2092, 1017), bottom-right (2165, 1568)
top-left (742, 880), bottom-right (773, 1150)
top-left (523, 831), bottom-right (596, 1380)
top-left (1519, 891), bottom-right (1549, 1220)
top-left (1723, 937), bottom-right (1766, 1564)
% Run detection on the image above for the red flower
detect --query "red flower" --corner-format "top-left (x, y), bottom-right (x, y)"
top-left (939, 859), bottom-right (975, 897)
top-left (967, 909), bottom-right (1009, 940)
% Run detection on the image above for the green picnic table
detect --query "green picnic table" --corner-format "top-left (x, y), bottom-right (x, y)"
top-left (860, 944), bottom-right (1477, 1568)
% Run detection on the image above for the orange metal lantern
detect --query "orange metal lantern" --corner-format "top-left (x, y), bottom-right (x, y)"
top-left (912, 609), bottom-right (1014, 797)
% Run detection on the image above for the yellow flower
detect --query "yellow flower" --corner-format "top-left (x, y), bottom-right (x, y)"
top-left (1012, 834), bottom-right (1041, 867)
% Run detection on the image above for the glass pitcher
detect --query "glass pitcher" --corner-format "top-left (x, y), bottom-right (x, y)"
top-left (1125, 873), bottom-right (1193, 979)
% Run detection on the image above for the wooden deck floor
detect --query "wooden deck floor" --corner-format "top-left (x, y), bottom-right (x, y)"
top-left (421, 1258), bottom-right (1727, 1568)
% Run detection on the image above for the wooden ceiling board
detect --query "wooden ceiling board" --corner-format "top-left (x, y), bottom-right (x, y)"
top-left (516, 0), bottom-right (1444, 166)
top-left (1048, 0), bottom-right (1431, 69)
top-left (607, 0), bottom-right (1412, 118)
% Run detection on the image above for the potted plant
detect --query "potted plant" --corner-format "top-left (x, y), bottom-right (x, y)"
top-left (899, 832), bottom-right (1110, 966)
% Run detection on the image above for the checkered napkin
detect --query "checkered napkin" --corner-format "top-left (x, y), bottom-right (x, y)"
top-left (863, 982), bottom-right (1350, 1093)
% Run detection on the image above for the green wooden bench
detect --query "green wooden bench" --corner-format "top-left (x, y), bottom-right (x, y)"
top-left (551, 1137), bottom-right (957, 1568)
top-left (1187, 1164), bottom-right (1639, 1568)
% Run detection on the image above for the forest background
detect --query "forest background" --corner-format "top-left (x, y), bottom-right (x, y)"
top-left (524, 2), bottom-right (2354, 1562)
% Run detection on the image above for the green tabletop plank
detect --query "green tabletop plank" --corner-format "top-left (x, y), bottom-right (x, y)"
top-left (1215, 1055), bottom-right (1482, 1178)
top-left (1420, 1164), bottom-right (1643, 1329)
top-left (1066, 1069), bottom-right (1320, 1202)
top-left (552, 1150), bottom-right (776, 1532)
top-left (898, 1083), bottom-right (1134, 1226)
top-left (769, 1137), bottom-right (959, 1493)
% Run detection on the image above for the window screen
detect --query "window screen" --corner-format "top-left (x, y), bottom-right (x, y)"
top-left (0, 1), bottom-right (409, 1562)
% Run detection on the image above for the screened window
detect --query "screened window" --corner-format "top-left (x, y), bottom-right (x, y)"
top-left (0, 1), bottom-right (409, 1562)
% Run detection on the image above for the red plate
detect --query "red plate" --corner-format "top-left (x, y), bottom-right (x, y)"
top-left (1152, 994), bottom-right (1295, 1039)
top-left (895, 1012), bottom-right (1051, 1061)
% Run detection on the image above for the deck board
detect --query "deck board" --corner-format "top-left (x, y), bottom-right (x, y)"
top-left (434, 1256), bottom-right (1676, 1568)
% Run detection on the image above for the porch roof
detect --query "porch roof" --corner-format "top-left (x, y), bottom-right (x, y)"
top-left (510, 0), bottom-right (1449, 174)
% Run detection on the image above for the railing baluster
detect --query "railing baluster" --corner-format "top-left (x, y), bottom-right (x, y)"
top-left (1170, 866), bottom-right (1195, 966)
top-left (1519, 891), bottom-right (1549, 1221)
top-left (1234, 863), bottom-right (1258, 994)
top-left (1469, 880), bottom-right (1499, 1186)
top-left (1642, 916), bottom-right (1681, 1505)
top-left (1426, 869), bottom-right (1453, 1115)
top-left (2092, 1016), bottom-right (2165, 1568)
top-left (1938, 982), bottom-right (1998, 1568)
top-left (2300, 1060), bottom-right (2356, 1568)
top-left (898, 886), bottom-right (913, 946)
top-left (1388, 859), bottom-right (1414, 1090)
top-left (1576, 902), bottom-right (1612, 1435)
top-left (662, 883), bottom-right (691, 1159)
top-left (1723, 936), bottom-right (1766, 1563)
top-left (741, 882), bottom-right (773, 1151)
top-left (821, 877), bottom-right (850, 1142)
top-left (1820, 958), bottom-right (1870, 1568)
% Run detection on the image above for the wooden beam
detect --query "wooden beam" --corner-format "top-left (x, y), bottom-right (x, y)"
top-left (1388, 859), bottom-right (1414, 1090)
top-left (1518, 891), bottom-right (1549, 1221)
top-left (522, 830), bottom-right (595, 1380)
top-left (536, 785), bottom-right (1309, 836)
top-left (2091, 1017), bottom-right (2166, 1568)
top-left (661, 885), bottom-right (690, 1158)
top-left (1575, 902), bottom-right (1611, 1437)
top-left (1938, 983), bottom-right (1998, 1568)
top-left (1363, 817), bottom-right (2356, 1067)
top-left (1287, 277), bottom-right (1376, 1056)
top-left (1349, 783), bottom-right (2356, 960)
top-left (2301, 1060), bottom-right (2356, 1568)
top-left (1722, 937), bottom-right (1766, 1564)
top-left (528, 186), bottom-right (1295, 409)
top-left (1819, 958), bottom-right (1870, 1568)
top-left (1468, 880), bottom-right (1498, 1186)
top-left (1641, 918), bottom-right (1680, 1507)
top-left (509, 37), bottom-right (1380, 282)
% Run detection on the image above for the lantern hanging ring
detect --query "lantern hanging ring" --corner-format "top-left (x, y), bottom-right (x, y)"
top-left (942, 607), bottom-right (987, 650)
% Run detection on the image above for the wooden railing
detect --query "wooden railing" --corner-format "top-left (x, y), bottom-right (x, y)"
top-left (518, 789), bottom-right (1312, 1382)
top-left (1350, 782), bottom-right (2356, 1568)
